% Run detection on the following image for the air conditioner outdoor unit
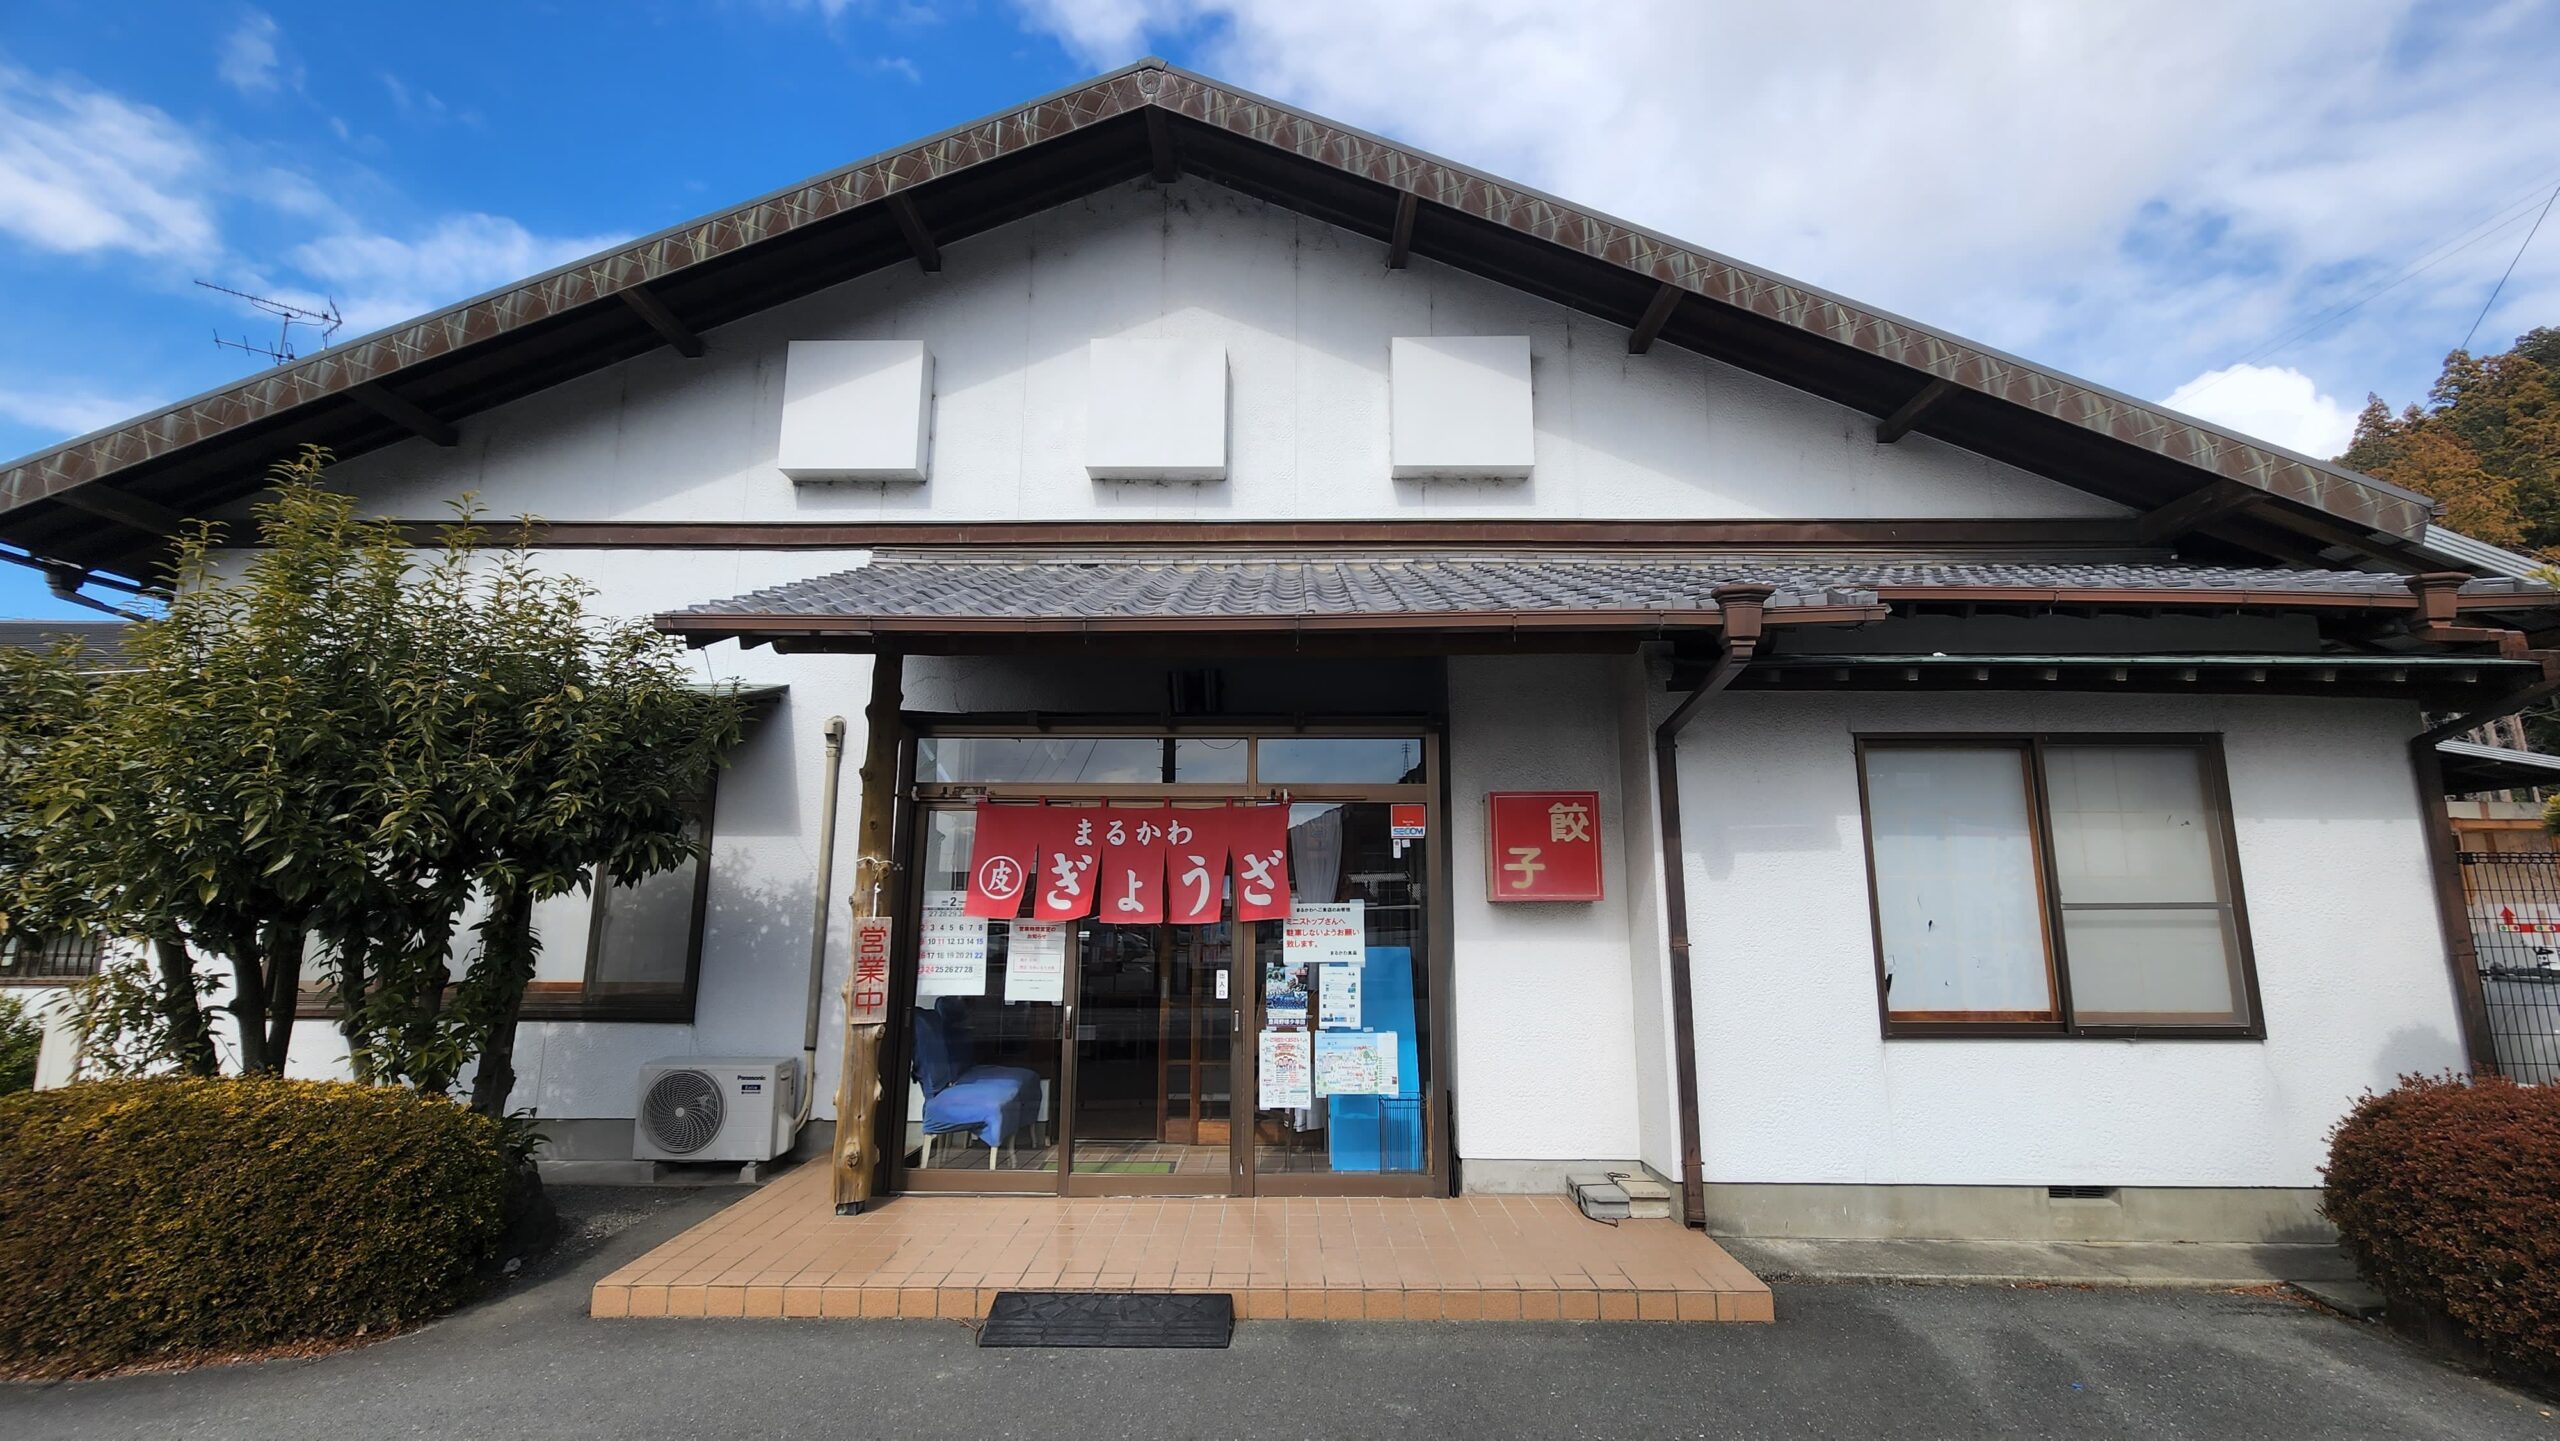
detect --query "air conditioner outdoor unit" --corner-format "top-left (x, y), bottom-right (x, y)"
top-left (633, 1056), bottom-right (805, 1164)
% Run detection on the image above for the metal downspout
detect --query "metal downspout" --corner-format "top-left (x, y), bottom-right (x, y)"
top-left (1655, 584), bottom-right (1774, 1230)
top-left (799, 716), bottom-right (849, 1125)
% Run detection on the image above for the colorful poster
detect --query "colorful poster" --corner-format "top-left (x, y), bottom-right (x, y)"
top-left (1317, 961), bottom-right (1363, 1030)
top-left (1312, 1031), bottom-right (1399, 1096)
top-left (1003, 921), bottom-right (1067, 1004)
top-left (917, 889), bottom-right (989, 996)
top-left (1259, 1031), bottom-right (1313, 1109)
top-left (1263, 958), bottom-right (1310, 1030)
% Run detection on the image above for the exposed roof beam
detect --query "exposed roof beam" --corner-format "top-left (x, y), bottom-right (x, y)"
top-left (1386, 191), bottom-right (1418, 270)
top-left (1875, 378), bottom-right (1956, 444)
top-left (1145, 108), bottom-right (1180, 183)
top-left (1627, 283), bottom-right (1682, 356)
top-left (884, 193), bottom-right (940, 273)
top-left (616, 283), bottom-right (704, 359)
top-left (50, 484), bottom-right (186, 539)
top-left (2134, 479), bottom-right (2265, 545)
top-left (346, 383), bottom-right (458, 448)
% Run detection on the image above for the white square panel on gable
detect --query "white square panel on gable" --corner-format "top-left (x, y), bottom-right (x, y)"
top-left (1391, 336), bottom-right (1534, 479)
top-left (1086, 338), bottom-right (1228, 481)
top-left (777, 340), bottom-right (933, 482)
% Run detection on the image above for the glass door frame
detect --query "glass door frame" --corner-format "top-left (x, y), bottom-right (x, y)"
top-left (882, 720), bottom-right (1452, 1199)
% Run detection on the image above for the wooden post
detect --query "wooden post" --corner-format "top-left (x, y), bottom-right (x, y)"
top-left (833, 652), bottom-right (905, 1213)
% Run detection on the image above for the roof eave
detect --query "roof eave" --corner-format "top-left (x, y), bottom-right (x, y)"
top-left (0, 58), bottom-right (2438, 555)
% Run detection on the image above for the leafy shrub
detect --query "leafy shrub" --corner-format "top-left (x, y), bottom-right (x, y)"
top-left (2324, 1072), bottom-right (2560, 1383)
top-left (0, 994), bottom-right (40, 1094)
top-left (0, 1077), bottom-right (512, 1377)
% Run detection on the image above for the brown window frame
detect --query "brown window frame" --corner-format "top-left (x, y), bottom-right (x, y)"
top-left (1854, 733), bottom-right (2265, 1041)
top-left (519, 774), bottom-right (721, 1024)
top-left (0, 930), bottom-right (108, 986)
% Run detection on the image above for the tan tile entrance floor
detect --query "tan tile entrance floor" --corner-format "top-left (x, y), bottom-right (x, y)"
top-left (591, 1163), bottom-right (1771, 1323)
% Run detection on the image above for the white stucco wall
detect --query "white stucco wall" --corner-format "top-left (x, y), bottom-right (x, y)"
top-left (311, 178), bottom-right (2125, 529)
top-left (1446, 655), bottom-right (1646, 1165)
top-left (1675, 691), bottom-right (2465, 1189)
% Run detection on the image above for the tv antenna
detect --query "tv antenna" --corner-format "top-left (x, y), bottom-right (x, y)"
top-left (195, 280), bottom-right (344, 365)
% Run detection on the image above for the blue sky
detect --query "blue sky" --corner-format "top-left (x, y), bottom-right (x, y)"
top-left (4, 1), bottom-right (2559, 619)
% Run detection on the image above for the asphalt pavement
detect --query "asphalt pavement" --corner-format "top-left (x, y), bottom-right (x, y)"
top-left (1, 1184), bottom-right (2548, 1441)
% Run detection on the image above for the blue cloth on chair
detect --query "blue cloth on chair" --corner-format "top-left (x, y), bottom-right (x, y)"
top-left (912, 1000), bottom-right (1036, 1148)
top-left (921, 1076), bottom-right (1029, 1148)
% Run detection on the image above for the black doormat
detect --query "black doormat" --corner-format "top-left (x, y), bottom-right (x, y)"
top-left (977, 1291), bottom-right (1235, 1348)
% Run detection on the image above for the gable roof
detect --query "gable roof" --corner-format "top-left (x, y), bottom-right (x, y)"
top-left (0, 59), bottom-right (2441, 582)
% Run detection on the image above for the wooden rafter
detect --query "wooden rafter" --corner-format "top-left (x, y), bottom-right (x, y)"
top-left (885, 193), bottom-right (940, 273)
top-left (346, 383), bottom-right (458, 447)
top-left (617, 283), bottom-right (705, 358)
top-left (1875, 378), bottom-right (1955, 444)
top-left (1386, 192), bottom-right (1418, 270)
top-left (1627, 283), bottom-right (1682, 355)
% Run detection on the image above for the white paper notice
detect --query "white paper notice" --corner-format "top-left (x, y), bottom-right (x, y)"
top-left (1283, 901), bottom-right (1363, 965)
top-left (1259, 1031), bottom-right (1313, 1109)
top-left (916, 889), bottom-right (989, 998)
top-left (1316, 961), bottom-right (1362, 1030)
top-left (1004, 921), bottom-right (1067, 1004)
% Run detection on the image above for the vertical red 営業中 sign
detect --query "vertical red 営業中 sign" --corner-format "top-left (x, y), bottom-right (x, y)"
top-left (1485, 791), bottom-right (1603, 902)
top-left (847, 916), bottom-right (894, 1023)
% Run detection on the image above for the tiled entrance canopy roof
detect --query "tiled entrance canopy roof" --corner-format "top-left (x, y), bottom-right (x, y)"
top-left (0, 60), bottom-right (2448, 583)
top-left (657, 550), bottom-right (2556, 645)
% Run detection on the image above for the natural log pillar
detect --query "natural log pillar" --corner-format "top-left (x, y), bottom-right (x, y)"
top-left (833, 652), bottom-right (904, 1213)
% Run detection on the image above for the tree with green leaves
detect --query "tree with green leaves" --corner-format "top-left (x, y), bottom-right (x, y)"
top-left (9, 446), bottom-right (741, 1111)
top-left (2342, 326), bottom-right (2560, 553)
top-left (359, 523), bottom-right (742, 1113)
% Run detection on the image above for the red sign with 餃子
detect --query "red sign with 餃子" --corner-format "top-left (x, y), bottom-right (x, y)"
top-left (1095, 804), bottom-right (1170, 924)
top-left (1033, 807), bottom-right (1102, 921)
top-left (1485, 791), bottom-right (1603, 902)
top-left (1163, 805), bottom-right (1228, 924)
top-left (1227, 802), bottom-right (1293, 921)
top-left (964, 802), bottom-right (1043, 918)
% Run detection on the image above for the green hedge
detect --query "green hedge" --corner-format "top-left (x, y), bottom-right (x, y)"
top-left (0, 1077), bottom-right (512, 1378)
top-left (2324, 1072), bottom-right (2560, 1385)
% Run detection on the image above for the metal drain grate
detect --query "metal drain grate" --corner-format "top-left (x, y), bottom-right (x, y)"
top-left (977, 1291), bottom-right (1235, 1349)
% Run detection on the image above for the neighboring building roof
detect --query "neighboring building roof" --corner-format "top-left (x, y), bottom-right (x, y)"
top-left (0, 60), bottom-right (2442, 582)
top-left (0, 619), bottom-right (131, 669)
top-left (2436, 739), bottom-right (2560, 797)
top-left (660, 550), bottom-right (2554, 644)
top-left (2417, 525), bottom-right (2551, 581)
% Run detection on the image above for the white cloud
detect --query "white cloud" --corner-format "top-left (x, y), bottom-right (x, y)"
top-left (1011, 1), bottom-right (2560, 412)
top-left (0, 65), bottom-right (219, 260)
top-left (289, 214), bottom-right (627, 335)
top-left (2161, 364), bottom-right (2360, 460)
top-left (217, 12), bottom-right (289, 95)
top-left (0, 383), bottom-right (172, 440)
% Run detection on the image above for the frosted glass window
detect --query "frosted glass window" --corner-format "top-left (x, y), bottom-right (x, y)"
top-left (2045, 746), bottom-right (2246, 1024)
top-left (1859, 738), bottom-right (2256, 1034)
top-left (1863, 746), bottom-right (2055, 1018)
